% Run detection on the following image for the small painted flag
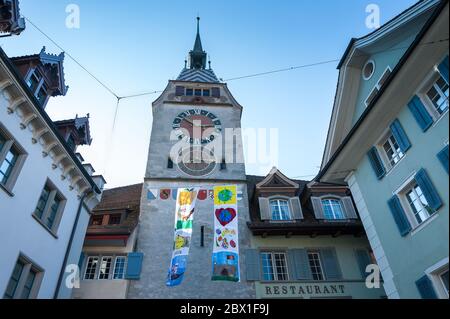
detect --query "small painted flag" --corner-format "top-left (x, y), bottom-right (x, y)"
top-left (237, 191), bottom-right (243, 201)
top-left (208, 190), bottom-right (214, 200)
top-left (172, 189), bottom-right (178, 200)
top-left (197, 189), bottom-right (208, 200)
top-left (160, 189), bottom-right (171, 200)
top-left (147, 189), bottom-right (157, 200)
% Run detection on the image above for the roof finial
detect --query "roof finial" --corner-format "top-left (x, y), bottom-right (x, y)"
top-left (197, 16), bottom-right (200, 34)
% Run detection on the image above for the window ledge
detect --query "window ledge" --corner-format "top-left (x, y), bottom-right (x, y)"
top-left (0, 183), bottom-right (14, 197)
top-left (409, 213), bottom-right (439, 237)
top-left (384, 155), bottom-right (408, 178)
top-left (432, 108), bottom-right (449, 129)
top-left (31, 214), bottom-right (58, 239)
top-left (269, 220), bottom-right (296, 224)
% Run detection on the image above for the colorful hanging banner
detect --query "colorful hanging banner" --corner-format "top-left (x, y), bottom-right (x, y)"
top-left (212, 185), bottom-right (240, 282)
top-left (166, 187), bottom-right (199, 287)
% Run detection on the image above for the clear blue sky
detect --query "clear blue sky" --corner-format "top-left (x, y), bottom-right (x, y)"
top-left (1, 0), bottom-right (417, 188)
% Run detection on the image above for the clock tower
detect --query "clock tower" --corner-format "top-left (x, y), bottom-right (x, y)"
top-left (128, 18), bottom-right (255, 298)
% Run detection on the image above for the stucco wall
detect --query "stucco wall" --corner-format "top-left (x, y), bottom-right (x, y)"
top-left (0, 92), bottom-right (84, 299)
top-left (354, 106), bottom-right (448, 298)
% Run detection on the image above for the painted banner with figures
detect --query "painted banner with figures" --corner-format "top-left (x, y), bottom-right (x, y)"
top-left (212, 185), bottom-right (240, 282)
top-left (166, 188), bottom-right (199, 287)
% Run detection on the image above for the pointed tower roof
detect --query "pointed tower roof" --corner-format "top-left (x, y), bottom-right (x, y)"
top-left (193, 17), bottom-right (203, 52)
top-left (177, 17), bottom-right (219, 83)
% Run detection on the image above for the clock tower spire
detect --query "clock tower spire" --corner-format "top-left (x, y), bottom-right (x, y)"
top-left (189, 17), bottom-right (207, 69)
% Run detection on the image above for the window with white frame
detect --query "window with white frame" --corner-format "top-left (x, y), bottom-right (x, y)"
top-left (25, 70), bottom-right (49, 106)
top-left (308, 251), bottom-right (325, 281)
top-left (84, 255), bottom-right (127, 281)
top-left (381, 133), bottom-right (404, 167)
top-left (426, 74), bottom-right (449, 115)
top-left (438, 268), bottom-right (449, 298)
top-left (33, 180), bottom-right (66, 234)
top-left (84, 256), bottom-right (99, 280)
top-left (3, 255), bottom-right (43, 299)
top-left (26, 70), bottom-right (42, 93)
top-left (365, 67), bottom-right (392, 106)
top-left (261, 252), bottom-right (289, 281)
top-left (404, 182), bottom-right (434, 226)
top-left (269, 199), bottom-right (291, 221)
top-left (98, 257), bottom-right (113, 280)
top-left (321, 199), bottom-right (345, 220)
top-left (0, 125), bottom-right (27, 193)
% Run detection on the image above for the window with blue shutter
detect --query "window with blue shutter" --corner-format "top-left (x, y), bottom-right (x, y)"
top-left (319, 248), bottom-right (342, 280)
top-left (244, 249), bottom-right (261, 281)
top-left (367, 147), bottom-right (386, 180)
top-left (438, 55), bottom-right (449, 83)
top-left (415, 169), bottom-right (443, 211)
top-left (387, 195), bottom-right (412, 237)
top-left (407, 96), bottom-right (433, 132)
top-left (288, 249), bottom-right (312, 280)
top-left (390, 119), bottom-right (411, 153)
top-left (437, 145), bottom-right (449, 174)
top-left (125, 252), bottom-right (143, 280)
top-left (416, 275), bottom-right (438, 299)
top-left (355, 249), bottom-right (372, 279)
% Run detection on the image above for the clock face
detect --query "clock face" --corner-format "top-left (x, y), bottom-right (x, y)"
top-left (172, 109), bottom-right (222, 145)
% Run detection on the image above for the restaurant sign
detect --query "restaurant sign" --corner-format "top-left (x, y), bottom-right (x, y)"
top-left (260, 283), bottom-right (348, 298)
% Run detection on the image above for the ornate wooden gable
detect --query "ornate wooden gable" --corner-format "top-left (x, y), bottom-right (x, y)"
top-left (11, 47), bottom-right (68, 107)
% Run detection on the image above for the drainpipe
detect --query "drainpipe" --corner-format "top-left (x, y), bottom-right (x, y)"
top-left (53, 190), bottom-right (92, 299)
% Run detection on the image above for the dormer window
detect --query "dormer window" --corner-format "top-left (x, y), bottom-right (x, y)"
top-left (321, 199), bottom-right (345, 220)
top-left (36, 84), bottom-right (48, 105)
top-left (270, 199), bottom-right (291, 221)
top-left (25, 70), bottom-right (48, 106)
top-left (26, 71), bottom-right (41, 92)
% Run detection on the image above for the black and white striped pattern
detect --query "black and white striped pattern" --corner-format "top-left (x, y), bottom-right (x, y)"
top-left (177, 68), bottom-right (219, 83)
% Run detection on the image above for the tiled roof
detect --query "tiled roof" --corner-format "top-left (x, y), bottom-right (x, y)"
top-left (177, 68), bottom-right (219, 83)
top-left (94, 183), bottom-right (143, 212)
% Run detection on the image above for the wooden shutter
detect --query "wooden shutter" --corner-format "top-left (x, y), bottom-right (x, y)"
top-left (438, 55), bottom-right (449, 83)
top-left (387, 195), bottom-right (412, 237)
top-left (437, 145), bottom-right (449, 174)
top-left (125, 252), bottom-right (144, 280)
top-left (390, 119), bottom-right (411, 153)
top-left (288, 249), bottom-right (312, 280)
top-left (416, 275), bottom-right (438, 299)
top-left (342, 197), bottom-right (358, 219)
top-left (211, 87), bottom-right (220, 98)
top-left (175, 86), bottom-right (185, 96)
top-left (320, 248), bottom-right (342, 280)
top-left (407, 95), bottom-right (433, 132)
top-left (415, 169), bottom-right (443, 211)
top-left (258, 197), bottom-right (271, 221)
top-left (367, 147), bottom-right (386, 180)
top-left (355, 249), bottom-right (372, 279)
top-left (311, 197), bottom-right (324, 219)
top-left (244, 249), bottom-right (261, 281)
top-left (289, 197), bottom-right (304, 220)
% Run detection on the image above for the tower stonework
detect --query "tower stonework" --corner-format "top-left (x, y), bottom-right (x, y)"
top-left (127, 20), bottom-right (255, 298)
